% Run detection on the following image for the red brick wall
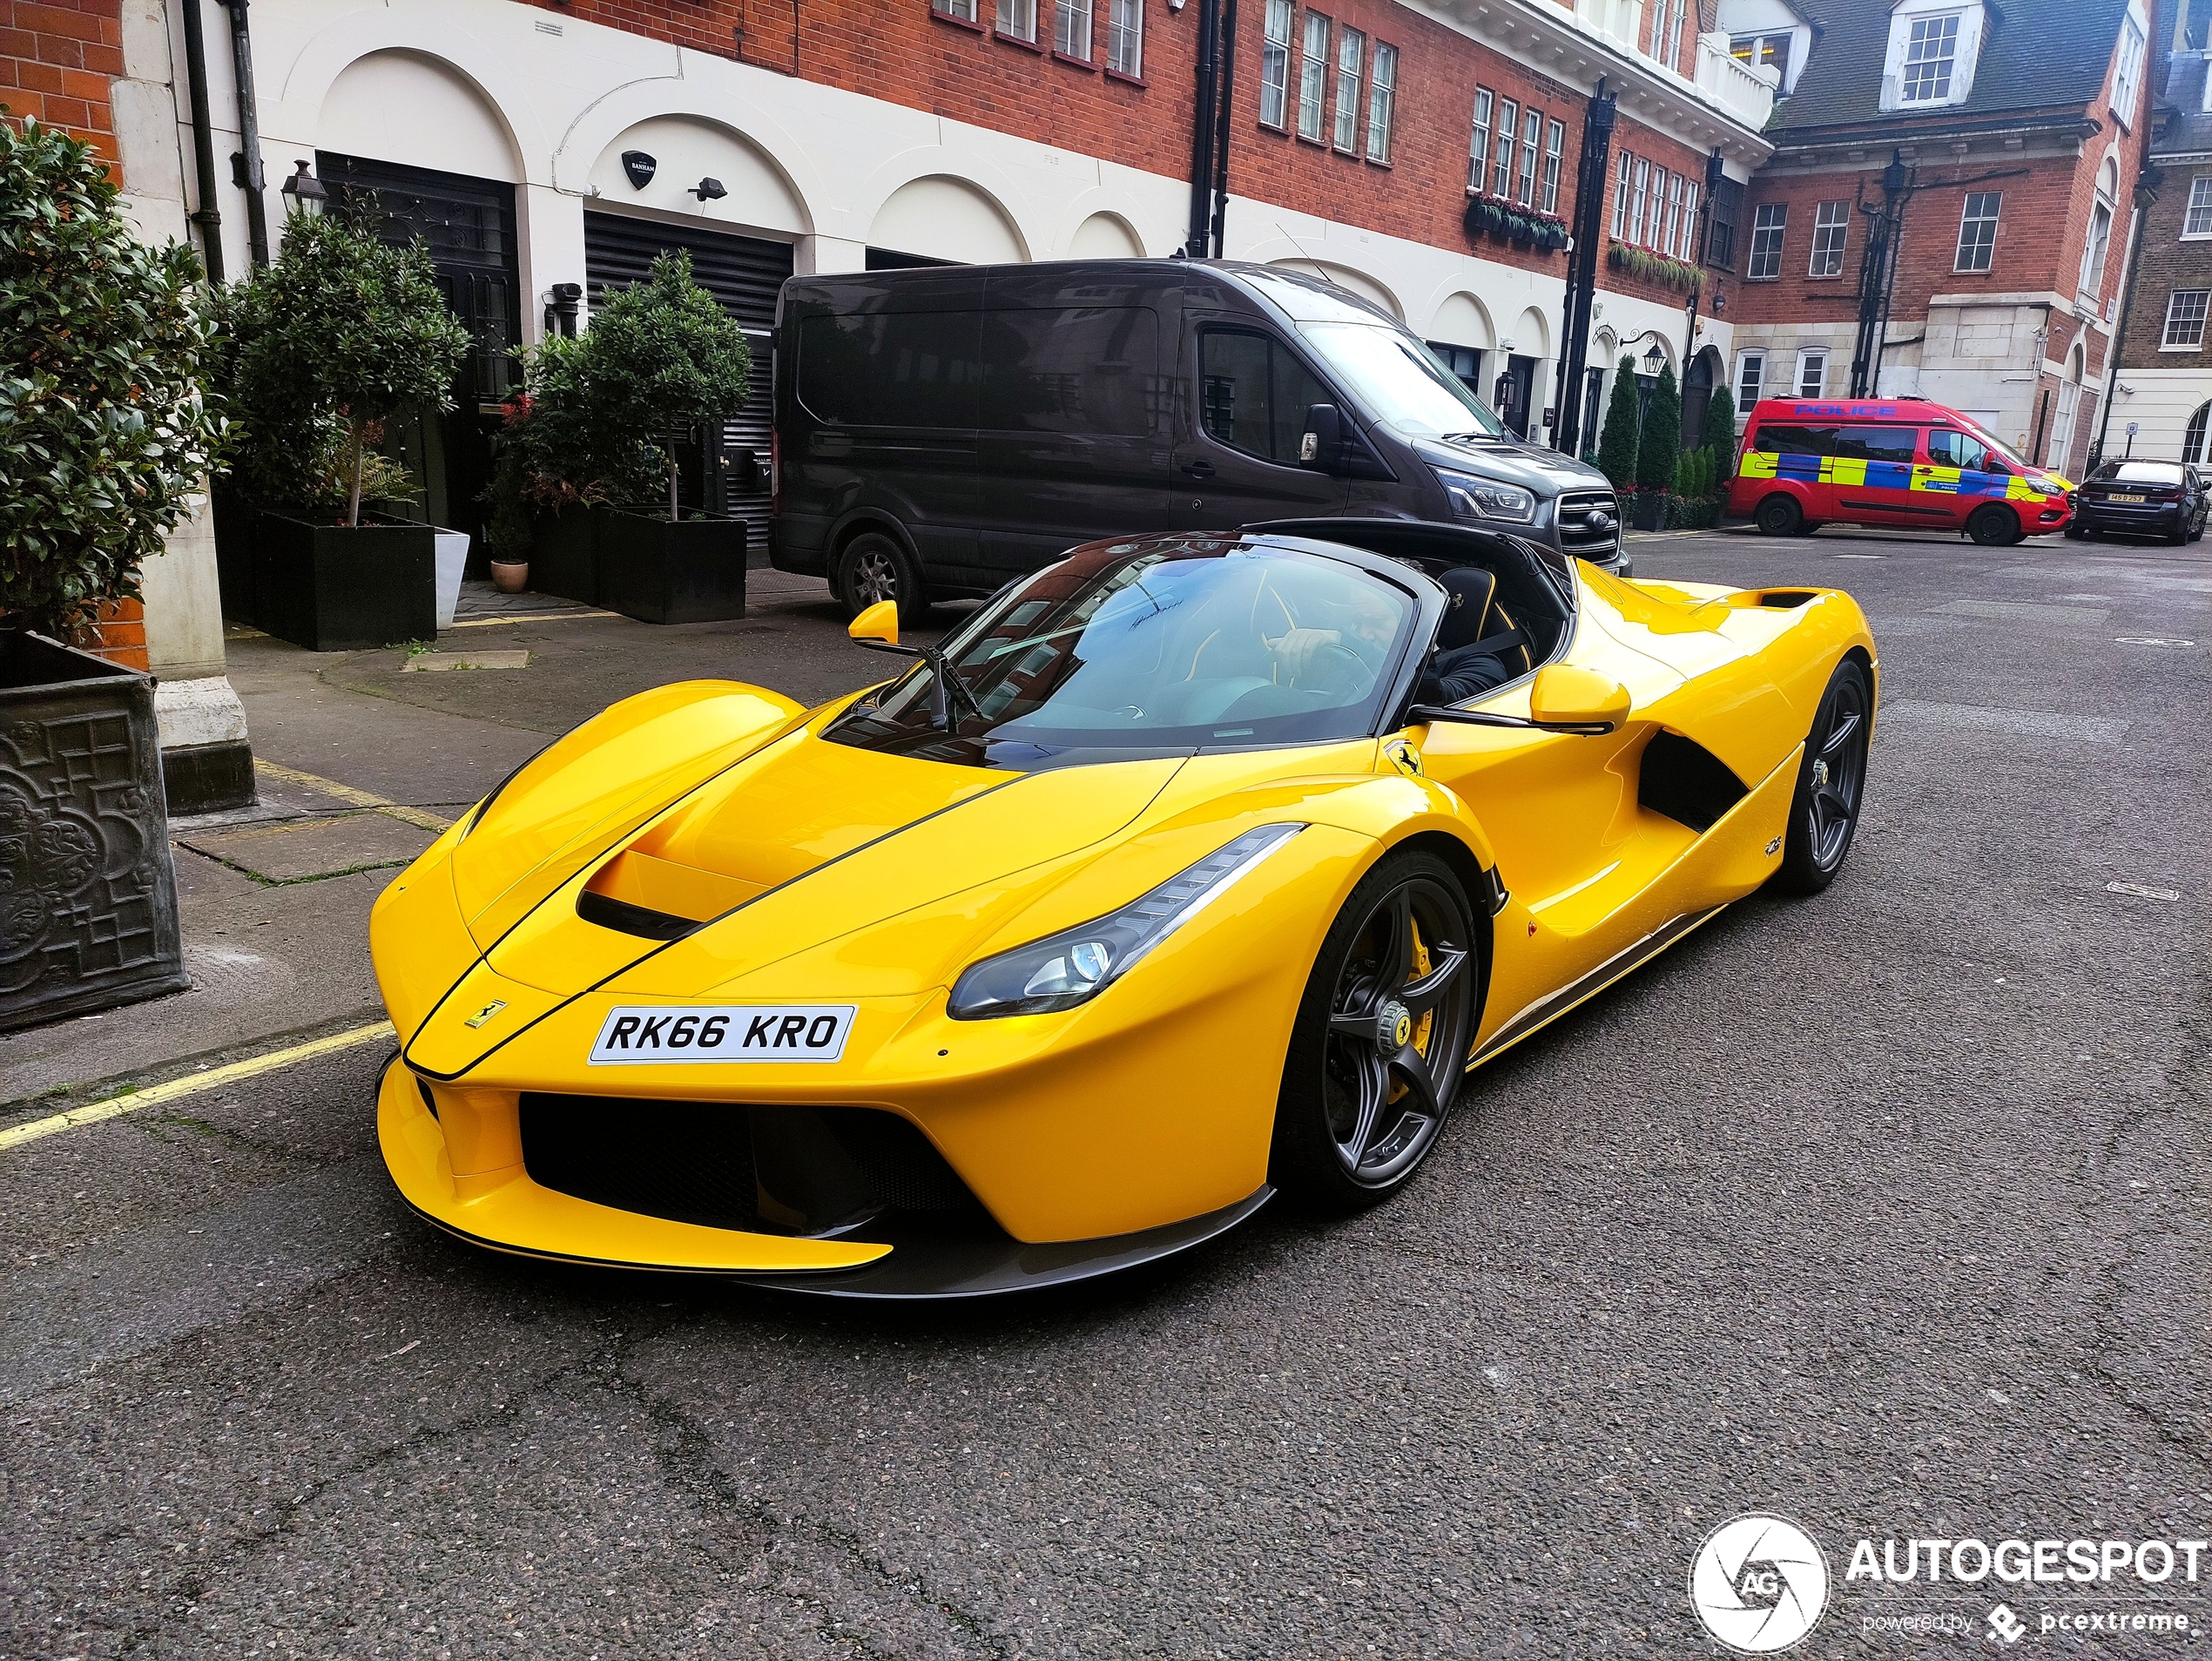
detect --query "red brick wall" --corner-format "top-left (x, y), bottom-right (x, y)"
top-left (0, 0), bottom-right (123, 170)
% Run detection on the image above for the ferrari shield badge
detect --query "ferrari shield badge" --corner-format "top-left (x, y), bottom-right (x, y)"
top-left (1385, 739), bottom-right (1423, 777)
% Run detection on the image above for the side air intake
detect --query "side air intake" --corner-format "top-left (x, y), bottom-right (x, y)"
top-left (1638, 730), bottom-right (1750, 833)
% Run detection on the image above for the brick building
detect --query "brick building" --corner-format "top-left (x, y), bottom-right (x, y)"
top-left (1719, 0), bottom-right (2151, 479)
top-left (2107, 0), bottom-right (2212, 464)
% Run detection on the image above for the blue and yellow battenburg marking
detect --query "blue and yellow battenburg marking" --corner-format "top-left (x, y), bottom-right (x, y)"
top-left (1739, 449), bottom-right (2068, 506)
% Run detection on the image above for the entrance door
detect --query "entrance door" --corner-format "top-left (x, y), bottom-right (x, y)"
top-left (1170, 321), bottom-right (1346, 530)
top-left (583, 212), bottom-right (795, 558)
top-left (1494, 354), bottom-right (1537, 439)
top-left (319, 153), bottom-right (521, 553)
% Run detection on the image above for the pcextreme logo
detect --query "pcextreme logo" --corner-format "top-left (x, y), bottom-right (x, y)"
top-left (1689, 1514), bottom-right (1831, 1653)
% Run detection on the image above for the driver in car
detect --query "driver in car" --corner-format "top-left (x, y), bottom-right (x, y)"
top-left (1267, 584), bottom-right (1521, 703)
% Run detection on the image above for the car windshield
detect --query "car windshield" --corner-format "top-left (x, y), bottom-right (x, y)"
top-left (2097, 462), bottom-right (2183, 483)
top-left (824, 539), bottom-right (1421, 766)
top-left (1949, 415), bottom-right (2037, 475)
top-left (1294, 322), bottom-right (1506, 440)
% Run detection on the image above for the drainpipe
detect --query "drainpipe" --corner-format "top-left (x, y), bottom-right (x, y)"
top-left (179, 0), bottom-right (224, 281)
top-left (1205, 0), bottom-right (1238, 257)
top-left (2091, 176), bottom-right (2158, 470)
top-left (1552, 78), bottom-right (1616, 457)
top-left (214, 0), bottom-right (269, 267)
top-left (1184, 0), bottom-right (1223, 258)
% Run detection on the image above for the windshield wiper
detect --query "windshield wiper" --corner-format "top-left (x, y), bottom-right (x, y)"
top-left (853, 638), bottom-right (982, 732)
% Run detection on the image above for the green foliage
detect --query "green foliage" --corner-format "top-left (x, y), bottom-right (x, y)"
top-left (1676, 446), bottom-right (1715, 501)
top-left (1703, 384), bottom-right (1737, 477)
top-left (1636, 363), bottom-right (1681, 492)
top-left (219, 208), bottom-right (470, 526)
top-left (0, 116), bottom-right (227, 639)
top-left (1596, 356), bottom-right (1642, 490)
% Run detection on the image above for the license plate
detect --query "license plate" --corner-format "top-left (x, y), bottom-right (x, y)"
top-left (2110, 493), bottom-right (2146, 503)
top-left (590, 1004), bottom-right (856, 1063)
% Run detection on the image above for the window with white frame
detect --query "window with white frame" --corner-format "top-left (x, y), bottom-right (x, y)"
top-left (1517, 107), bottom-right (1541, 206)
top-left (1469, 89), bottom-right (1493, 192)
top-left (1332, 27), bottom-right (1364, 151)
top-left (1731, 34), bottom-right (1791, 84)
top-left (2080, 197), bottom-right (2114, 301)
top-left (1663, 171), bottom-right (1683, 258)
top-left (1735, 349), bottom-right (1765, 408)
top-left (1747, 202), bottom-right (1786, 279)
top-left (1366, 44), bottom-right (1396, 161)
top-left (1653, 0), bottom-right (1689, 67)
top-left (2112, 14), bottom-right (2146, 123)
top-left (2185, 176), bottom-right (2212, 238)
top-left (1900, 13), bottom-right (1962, 102)
top-left (1955, 191), bottom-right (2001, 271)
top-left (2164, 289), bottom-right (2210, 349)
top-left (1298, 13), bottom-right (1330, 142)
top-left (1794, 348), bottom-right (1827, 397)
top-left (1541, 119), bottom-right (1565, 214)
top-left (998, 0), bottom-right (1035, 40)
top-left (1809, 200), bottom-right (1849, 277)
top-left (934, 0), bottom-right (980, 21)
top-left (1493, 99), bottom-right (1518, 197)
top-left (1258, 0), bottom-right (1291, 126)
top-left (1683, 179), bottom-right (1703, 261)
top-left (1612, 150), bottom-right (1633, 238)
top-left (1630, 158), bottom-right (1651, 245)
top-left (1106, 0), bottom-right (1141, 74)
top-left (1055, 0), bottom-right (1091, 58)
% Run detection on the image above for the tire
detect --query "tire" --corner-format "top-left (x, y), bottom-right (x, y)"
top-left (1270, 850), bottom-right (1481, 1212)
top-left (1966, 503), bottom-right (2021, 546)
top-left (2168, 514), bottom-right (2191, 547)
top-left (2064, 520), bottom-right (2087, 540)
top-left (1754, 493), bottom-right (1804, 537)
top-left (1771, 658), bottom-right (1871, 896)
top-left (833, 530), bottom-right (930, 626)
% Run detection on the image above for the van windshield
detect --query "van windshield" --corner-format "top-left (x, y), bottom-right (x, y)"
top-left (1295, 322), bottom-right (1506, 441)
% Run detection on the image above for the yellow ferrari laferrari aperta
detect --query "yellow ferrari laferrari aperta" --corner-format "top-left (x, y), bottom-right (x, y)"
top-left (371, 522), bottom-right (1877, 1295)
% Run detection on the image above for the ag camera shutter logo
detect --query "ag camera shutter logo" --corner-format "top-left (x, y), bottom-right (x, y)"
top-left (1689, 1514), bottom-right (1831, 1652)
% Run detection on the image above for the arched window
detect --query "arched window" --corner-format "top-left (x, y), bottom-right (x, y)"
top-left (2185, 400), bottom-right (2211, 465)
top-left (2048, 344), bottom-right (2086, 471)
top-left (2080, 156), bottom-right (2119, 303)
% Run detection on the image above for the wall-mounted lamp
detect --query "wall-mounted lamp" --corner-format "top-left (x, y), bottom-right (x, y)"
top-left (691, 178), bottom-right (727, 202)
top-left (279, 159), bottom-right (329, 218)
top-left (621, 150), bottom-right (657, 190)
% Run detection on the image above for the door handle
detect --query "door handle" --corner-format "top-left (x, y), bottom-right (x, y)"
top-left (1184, 459), bottom-right (1216, 479)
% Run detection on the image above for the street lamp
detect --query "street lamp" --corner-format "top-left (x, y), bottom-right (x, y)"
top-left (279, 159), bottom-right (328, 219)
top-left (1640, 340), bottom-right (1666, 383)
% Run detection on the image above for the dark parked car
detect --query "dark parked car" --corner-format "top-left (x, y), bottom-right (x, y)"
top-left (2067, 459), bottom-right (2208, 544)
top-left (771, 260), bottom-right (1625, 620)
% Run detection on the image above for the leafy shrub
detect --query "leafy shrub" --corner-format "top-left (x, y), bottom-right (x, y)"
top-left (1636, 363), bottom-right (1681, 493)
top-left (1703, 385), bottom-right (1738, 477)
top-left (1596, 356), bottom-right (1642, 490)
top-left (0, 116), bottom-right (226, 638)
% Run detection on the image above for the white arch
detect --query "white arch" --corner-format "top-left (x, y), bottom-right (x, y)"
top-left (280, 8), bottom-right (548, 184)
top-left (1427, 292), bottom-right (1495, 351)
top-left (317, 50), bottom-right (521, 182)
top-left (2183, 400), bottom-right (2210, 465)
top-left (1510, 306), bottom-right (1552, 360)
top-left (854, 148), bottom-right (1036, 262)
top-left (1052, 185), bottom-right (1163, 258)
top-left (550, 78), bottom-right (827, 233)
top-left (1066, 210), bottom-right (1146, 259)
top-left (587, 117), bottom-right (807, 237)
top-left (869, 175), bottom-right (1027, 264)
top-left (1264, 259), bottom-right (1403, 320)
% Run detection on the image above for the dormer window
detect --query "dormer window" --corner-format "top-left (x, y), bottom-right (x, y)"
top-left (1900, 13), bottom-right (1961, 101)
top-left (1878, 0), bottom-right (1986, 111)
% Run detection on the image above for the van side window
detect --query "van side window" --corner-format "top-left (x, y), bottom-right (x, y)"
top-left (1831, 426), bottom-right (1919, 463)
top-left (1752, 424), bottom-right (1838, 456)
top-left (981, 307), bottom-right (1159, 437)
top-left (1198, 329), bottom-right (1332, 464)
top-left (1928, 429), bottom-right (2002, 473)
top-left (798, 312), bottom-right (985, 428)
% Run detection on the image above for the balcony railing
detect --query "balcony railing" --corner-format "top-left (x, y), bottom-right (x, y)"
top-left (1696, 32), bottom-right (1777, 128)
top-left (1574, 0), bottom-right (1644, 54)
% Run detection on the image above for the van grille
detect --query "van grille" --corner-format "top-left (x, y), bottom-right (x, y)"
top-left (520, 1097), bottom-right (988, 1237)
top-left (1555, 490), bottom-right (1621, 557)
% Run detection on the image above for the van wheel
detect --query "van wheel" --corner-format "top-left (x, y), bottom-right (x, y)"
top-left (1966, 504), bottom-right (2021, 547)
top-left (834, 532), bottom-right (929, 625)
top-left (1755, 493), bottom-right (1804, 537)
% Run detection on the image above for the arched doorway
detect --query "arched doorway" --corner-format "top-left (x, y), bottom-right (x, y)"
top-left (2047, 343), bottom-right (2085, 472)
top-left (2184, 400), bottom-right (2210, 465)
top-left (1681, 345), bottom-right (1723, 451)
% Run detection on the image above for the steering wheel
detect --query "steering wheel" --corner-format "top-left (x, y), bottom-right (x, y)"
top-left (1292, 640), bottom-right (1375, 699)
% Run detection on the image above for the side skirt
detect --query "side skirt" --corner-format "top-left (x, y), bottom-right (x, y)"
top-left (1465, 905), bottom-right (1727, 1071)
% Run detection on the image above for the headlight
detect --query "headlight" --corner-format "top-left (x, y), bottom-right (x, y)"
top-left (1431, 466), bottom-right (1536, 524)
top-left (947, 824), bottom-right (1305, 1019)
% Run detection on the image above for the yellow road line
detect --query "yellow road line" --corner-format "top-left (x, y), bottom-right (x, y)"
top-left (0, 1021), bottom-right (395, 1152)
top-left (445, 609), bottom-right (615, 628)
top-left (253, 759), bottom-right (455, 833)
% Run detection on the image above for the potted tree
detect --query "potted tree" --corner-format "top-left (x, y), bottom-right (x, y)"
top-left (1596, 355), bottom-right (1642, 521)
top-left (581, 252), bottom-right (753, 625)
top-left (0, 117), bottom-right (223, 1028)
top-left (223, 205), bottom-right (469, 650)
top-left (1634, 362), bottom-right (1683, 530)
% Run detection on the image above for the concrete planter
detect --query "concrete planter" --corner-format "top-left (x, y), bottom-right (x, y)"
top-left (0, 630), bottom-right (186, 1031)
top-left (433, 528), bottom-right (471, 630)
top-left (528, 509), bottom-right (599, 604)
top-left (253, 512), bottom-right (437, 652)
top-left (594, 508), bottom-right (747, 625)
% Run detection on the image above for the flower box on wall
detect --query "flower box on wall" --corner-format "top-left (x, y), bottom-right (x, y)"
top-left (253, 511), bottom-right (437, 652)
top-left (594, 509), bottom-right (747, 625)
top-left (0, 629), bottom-right (186, 1031)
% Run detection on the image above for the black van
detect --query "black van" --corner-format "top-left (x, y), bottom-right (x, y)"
top-left (771, 260), bottom-right (1624, 619)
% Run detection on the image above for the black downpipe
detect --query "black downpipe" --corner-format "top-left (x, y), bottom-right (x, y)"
top-left (1206, 0), bottom-right (1238, 257)
top-left (2091, 180), bottom-right (2156, 469)
top-left (1552, 79), bottom-right (1615, 457)
top-left (1184, 0), bottom-right (1222, 258)
top-left (215, 0), bottom-right (269, 267)
top-left (179, 0), bottom-right (223, 280)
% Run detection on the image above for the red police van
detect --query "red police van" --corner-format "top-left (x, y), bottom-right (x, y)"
top-left (1727, 398), bottom-right (2075, 544)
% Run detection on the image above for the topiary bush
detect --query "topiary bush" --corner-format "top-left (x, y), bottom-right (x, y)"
top-left (1636, 362), bottom-right (1681, 494)
top-left (0, 116), bottom-right (227, 639)
top-left (1596, 356), bottom-right (1642, 490)
top-left (1703, 384), bottom-right (1738, 478)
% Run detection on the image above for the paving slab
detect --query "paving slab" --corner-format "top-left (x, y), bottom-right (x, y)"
top-left (177, 811), bottom-right (438, 882)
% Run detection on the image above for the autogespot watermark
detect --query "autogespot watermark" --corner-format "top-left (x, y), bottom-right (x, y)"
top-left (1689, 1519), bottom-right (2208, 1650)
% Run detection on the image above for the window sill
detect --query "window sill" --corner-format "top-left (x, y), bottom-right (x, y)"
top-left (1052, 49), bottom-right (1096, 70)
top-left (2182, 232), bottom-right (2212, 242)
top-left (2159, 343), bottom-right (2206, 353)
top-left (929, 9), bottom-right (987, 34)
top-left (1295, 132), bottom-right (1329, 149)
top-left (1258, 118), bottom-right (1291, 136)
top-left (1744, 273), bottom-right (1780, 282)
top-left (1366, 155), bottom-right (1393, 169)
top-left (994, 29), bottom-right (1043, 51)
top-left (1952, 265), bottom-right (1996, 275)
top-left (1105, 66), bottom-right (1146, 87)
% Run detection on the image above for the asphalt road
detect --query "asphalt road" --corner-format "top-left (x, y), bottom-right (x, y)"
top-left (5, 529), bottom-right (2209, 1658)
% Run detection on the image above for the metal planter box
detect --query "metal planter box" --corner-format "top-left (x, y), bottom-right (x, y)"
top-left (595, 509), bottom-right (746, 625)
top-left (0, 630), bottom-right (186, 1031)
top-left (528, 509), bottom-right (600, 605)
top-left (254, 511), bottom-right (437, 652)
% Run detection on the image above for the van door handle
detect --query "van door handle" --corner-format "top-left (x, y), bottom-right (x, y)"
top-left (1184, 459), bottom-right (1216, 479)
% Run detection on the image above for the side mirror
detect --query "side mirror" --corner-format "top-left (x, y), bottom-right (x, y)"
top-left (1528, 664), bottom-right (1631, 733)
top-left (1298, 402), bottom-right (1344, 471)
top-left (848, 600), bottom-right (900, 648)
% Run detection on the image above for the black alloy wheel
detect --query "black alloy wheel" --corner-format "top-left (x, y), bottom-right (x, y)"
top-left (1755, 493), bottom-right (1804, 537)
top-left (1271, 851), bottom-right (1480, 1209)
top-left (834, 531), bottom-right (929, 625)
top-left (1773, 658), bottom-right (1871, 895)
top-left (1967, 503), bottom-right (2021, 546)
